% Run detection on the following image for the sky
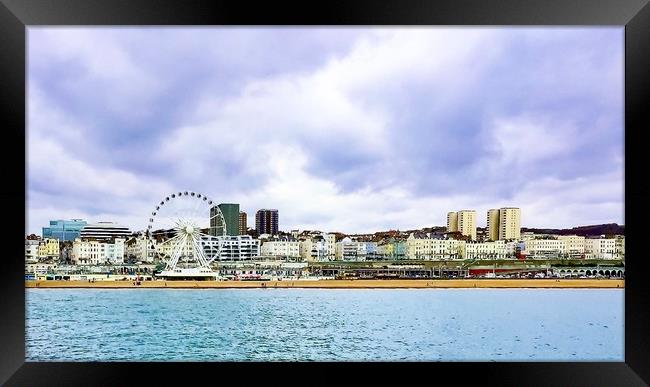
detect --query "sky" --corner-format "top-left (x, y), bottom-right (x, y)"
top-left (27, 27), bottom-right (624, 235)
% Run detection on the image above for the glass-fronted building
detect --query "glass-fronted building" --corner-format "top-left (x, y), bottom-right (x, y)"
top-left (42, 219), bottom-right (87, 241)
top-left (210, 203), bottom-right (240, 236)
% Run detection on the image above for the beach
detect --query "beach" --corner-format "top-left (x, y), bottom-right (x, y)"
top-left (25, 279), bottom-right (624, 289)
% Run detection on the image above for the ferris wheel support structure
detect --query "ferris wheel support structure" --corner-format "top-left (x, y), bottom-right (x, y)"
top-left (146, 191), bottom-right (226, 280)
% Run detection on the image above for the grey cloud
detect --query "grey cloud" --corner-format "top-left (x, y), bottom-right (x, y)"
top-left (27, 28), bottom-right (624, 233)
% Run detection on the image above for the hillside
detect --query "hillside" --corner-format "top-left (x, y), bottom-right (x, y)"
top-left (521, 223), bottom-right (624, 237)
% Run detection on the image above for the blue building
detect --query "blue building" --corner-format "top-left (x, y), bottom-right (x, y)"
top-left (42, 219), bottom-right (87, 241)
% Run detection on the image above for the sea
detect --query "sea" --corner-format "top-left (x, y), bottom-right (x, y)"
top-left (25, 288), bottom-right (624, 361)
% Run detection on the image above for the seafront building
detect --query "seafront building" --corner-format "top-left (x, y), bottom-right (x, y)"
top-left (334, 237), bottom-right (377, 261)
top-left (299, 235), bottom-right (331, 261)
top-left (125, 234), bottom-right (155, 263)
top-left (376, 242), bottom-right (393, 257)
top-left (37, 238), bottom-right (60, 259)
top-left (42, 219), bottom-right (87, 241)
top-left (79, 222), bottom-right (132, 241)
top-left (406, 233), bottom-right (463, 260)
top-left (261, 240), bottom-right (301, 259)
top-left (207, 235), bottom-right (260, 260)
top-left (149, 234), bottom-right (260, 261)
top-left (25, 240), bottom-right (40, 263)
top-left (615, 236), bottom-right (625, 259)
top-left (462, 240), bottom-right (509, 260)
top-left (523, 238), bottom-right (567, 259)
top-left (585, 237), bottom-right (616, 259)
top-left (519, 235), bottom-right (622, 260)
top-left (377, 239), bottom-right (407, 259)
top-left (71, 238), bottom-right (126, 265)
top-left (557, 235), bottom-right (586, 258)
top-left (366, 242), bottom-right (379, 258)
top-left (27, 204), bottom-right (624, 269)
top-left (325, 233), bottom-right (336, 260)
top-left (25, 238), bottom-right (60, 262)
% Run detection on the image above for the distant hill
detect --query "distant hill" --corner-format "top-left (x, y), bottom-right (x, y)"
top-left (522, 223), bottom-right (624, 237)
top-left (290, 223), bottom-right (623, 242)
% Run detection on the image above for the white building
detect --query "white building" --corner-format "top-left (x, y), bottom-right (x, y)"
top-left (149, 234), bottom-right (260, 262)
top-left (615, 236), bottom-right (625, 259)
top-left (364, 242), bottom-right (378, 258)
top-left (126, 234), bottom-right (155, 263)
top-left (405, 234), bottom-right (463, 260)
top-left (104, 238), bottom-right (125, 264)
top-left (71, 239), bottom-right (104, 265)
top-left (335, 237), bottom-right (371, 261)
top-left (557, 235), bottom-right (586, 258)
top-left (299, 238), bottom-right (326, 261)
top-left (462, 240), bottom-right (508, 260)
top-left (524, 238), bottom-right (565, 259)
top-left (208, 235), bottom-right (260, 260)
top-left (297, 233), bottom-right (337, 261)
top-left (261, 240), bottom-right (301, 258)
top-left (585, 237), bottom-right (616, 259)
top-left (325, 234), bottom-right (336, 260)
top-left (71, 238), bottom-right (126, 265)
top-left (25, 240), bottom-right (40, 263)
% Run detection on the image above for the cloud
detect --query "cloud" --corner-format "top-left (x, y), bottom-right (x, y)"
top-left (27, 27), bottom-right (624, 235)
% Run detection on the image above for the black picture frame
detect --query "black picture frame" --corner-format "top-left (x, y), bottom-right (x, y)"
top-left (1, 0), bottom-right (648, 385)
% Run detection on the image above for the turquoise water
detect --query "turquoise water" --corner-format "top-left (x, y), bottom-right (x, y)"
top-left (26, 288), bottom-right (623, 361)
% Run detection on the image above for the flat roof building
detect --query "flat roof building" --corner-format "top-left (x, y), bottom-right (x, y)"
top-left (256, 209), bottom-right (279, 235)
top-left (447, 210), bottom-right (476, 240)
top-left (42, 219), bottom-right (87, 241)
top-left (79, 222), bottom-right (131, 241)
top-left (447, 212), bottom-right (458, 233)
top-left (239, 211), bottom-right (247, 235)
top-left (486, 207), bottom-right (521, 241)
top-left (210, 203), bottom-right (240, 236)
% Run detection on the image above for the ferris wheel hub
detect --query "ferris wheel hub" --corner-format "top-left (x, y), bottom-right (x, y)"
top-left (185, 225), bottom-right (194, 234)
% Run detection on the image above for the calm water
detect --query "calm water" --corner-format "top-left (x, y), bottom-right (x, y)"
top-left (26, 288), bottom-right (623, 361)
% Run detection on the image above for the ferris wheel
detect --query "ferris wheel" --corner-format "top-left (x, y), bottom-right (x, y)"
top-left (147, 191), bottom-right (225, 275)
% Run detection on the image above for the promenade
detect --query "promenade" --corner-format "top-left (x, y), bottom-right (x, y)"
top-left (26, 279), bottom-right (624, 289)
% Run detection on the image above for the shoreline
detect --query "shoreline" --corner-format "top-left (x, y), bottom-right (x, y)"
top-left (25, 279), bottom-right (624, 289)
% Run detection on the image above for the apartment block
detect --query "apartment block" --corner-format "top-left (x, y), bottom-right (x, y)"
top-left (485, 207), bottom-right (521, 241)
top-left (447, 210), bottom-right (476, 240)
